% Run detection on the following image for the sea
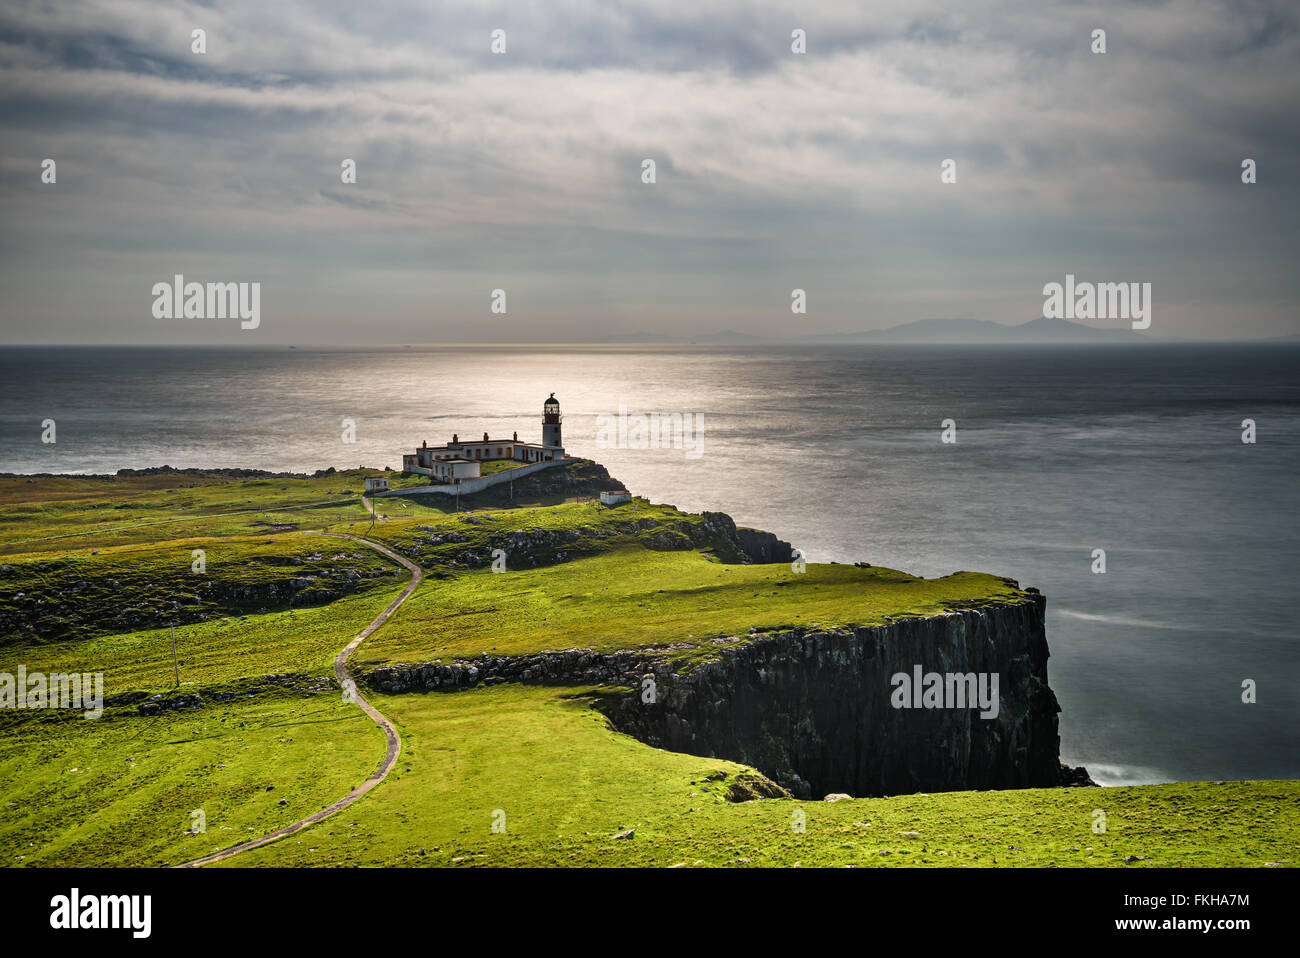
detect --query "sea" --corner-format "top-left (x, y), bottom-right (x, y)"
top-left (2, 343), bottom-right (1297, 786)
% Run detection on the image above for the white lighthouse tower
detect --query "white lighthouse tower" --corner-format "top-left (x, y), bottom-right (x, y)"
top-left (542, 393), bottom-right (563, 452)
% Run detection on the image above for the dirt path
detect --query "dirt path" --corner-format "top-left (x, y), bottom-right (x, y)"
top-left (175, 533), bottom-right (420, 868)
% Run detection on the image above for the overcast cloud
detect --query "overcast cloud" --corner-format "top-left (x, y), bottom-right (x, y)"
top-left (1, 0), bottom-right (1297, 343)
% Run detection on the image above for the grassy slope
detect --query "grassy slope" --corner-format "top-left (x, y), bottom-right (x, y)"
top-left (0, 470), bottom-right (422, 555)
top-left (0, 532), bottom-right (403, 645)
top-left (0, 585), bottom-right (406, 692)
top-left (223, 685), bottom-right (1300, 868)
top-left (348, 499), bottom-right (733, 566)
top-left (358, 547), bottom-right (1024, 665)
top-left (0, 474), bottom-right (410, 690)
top-left (0, 472), bottom-right (411, 867)
top-left (1, 469), bottom-right (1295, 869)
top-left (0, 464), bottom-right (608, 551)
top-left (479, 460), bottom-right (527, 476)
top-left (0, 692), bottom-right (381, 867)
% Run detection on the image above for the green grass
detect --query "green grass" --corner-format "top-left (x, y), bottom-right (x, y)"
top-left (0, 690), bottom-right (382, 867)
top-left (0, 470), bottom-right (418, 555)
top-left (0, 531), bottom-right (402, 645)
top-left (1, 680), bottom-right (1294, 869)
top-left (341, 497), bottom-right (747, 576)
top-left (357, 547), bottom-right (1024, 666)
top-left (2, 467), bottom-right (1296, 870)
top-left (0, 579), bottom-right (409, 693)
top-left (218, 685), bottom-right (1300, 868)
top-left (478, 460), bottom-right (528, 476)
top-left (0, 462), bottom-right (657, 553)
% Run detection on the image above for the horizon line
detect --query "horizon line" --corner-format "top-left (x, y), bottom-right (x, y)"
top-left (2, 337), bottom-right (1297, 348)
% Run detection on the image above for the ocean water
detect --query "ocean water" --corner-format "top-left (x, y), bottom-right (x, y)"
top-left (2, 343), bottom-right (1297, 785)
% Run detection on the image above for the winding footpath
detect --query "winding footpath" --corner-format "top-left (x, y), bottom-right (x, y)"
top-left (176, 532), bottom-right (420, 868)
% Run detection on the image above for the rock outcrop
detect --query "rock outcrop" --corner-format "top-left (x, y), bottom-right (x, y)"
top-left (735, 527), bottom-right (794, 564)
top-left (451, 457), bottom-right (624, 502)
top-left (0, 554), bottom-right (399, 645)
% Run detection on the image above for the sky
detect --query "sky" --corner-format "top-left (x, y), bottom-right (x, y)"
top-left (0, 0), bottom-right (1297, 344)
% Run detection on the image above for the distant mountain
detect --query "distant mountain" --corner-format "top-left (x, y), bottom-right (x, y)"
top-left (810, 316), bottom-right (1148, 344)
top-left (597, 330), bottom-right (673, 343)
top-left (597, 328), bottom-right (767, 344)
top-left (593, 317), bottom-right (1152, 345)
top-left (688, 329), bottom-right (767, 343)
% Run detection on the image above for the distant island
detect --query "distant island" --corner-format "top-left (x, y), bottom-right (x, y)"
top-left (597, 317), bottom-right (1149, 345)
top-left (805, 316), bottom-right (1148, 344)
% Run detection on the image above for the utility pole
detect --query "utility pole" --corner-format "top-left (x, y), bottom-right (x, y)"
top-left (171, 624), bottom-right (179, 687)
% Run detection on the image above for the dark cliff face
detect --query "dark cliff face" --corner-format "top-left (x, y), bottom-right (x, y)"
top-left (364, 596), bottom-right (1064, 800)
top-left (734, 526), bottom-right (794, 564)
top-left (604, 596), bottom-right (1061, 798)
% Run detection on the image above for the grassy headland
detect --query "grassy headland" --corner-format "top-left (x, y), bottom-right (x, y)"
top-left (0, 463), bottom-right (1294, 868)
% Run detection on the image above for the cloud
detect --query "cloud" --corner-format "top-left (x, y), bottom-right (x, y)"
top-left (0, 0), bottom-right (1297, 342)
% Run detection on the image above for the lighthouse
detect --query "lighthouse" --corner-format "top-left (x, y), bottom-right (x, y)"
top-left (400, 395), bottom-right (566, 476)
top-left (542, 393), bottom-right (563, 451)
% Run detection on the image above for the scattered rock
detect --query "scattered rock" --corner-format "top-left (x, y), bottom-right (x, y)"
top-left (1059, 763), bottom-right (1099, 787)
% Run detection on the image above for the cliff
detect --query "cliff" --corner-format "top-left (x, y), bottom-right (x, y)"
top-left (734, 526), bottom-right (794, 564)
top-left (605, 596), bottom-right (1062, 798)
top-left (363, 593), bottom-right (1071, 799)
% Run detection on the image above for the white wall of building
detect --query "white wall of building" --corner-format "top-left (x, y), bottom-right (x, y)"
top-left (379, 459), bottom-right (571, 497)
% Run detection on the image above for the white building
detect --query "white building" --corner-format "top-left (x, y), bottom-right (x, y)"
top-left (600, 489), bottom-right (632, 506)
top-left (427, 458), bottom-right (481, 482)
top-left (364, 476), bottom-right (390, 493)
top-left (403, 393), bottom-right (566, 481)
